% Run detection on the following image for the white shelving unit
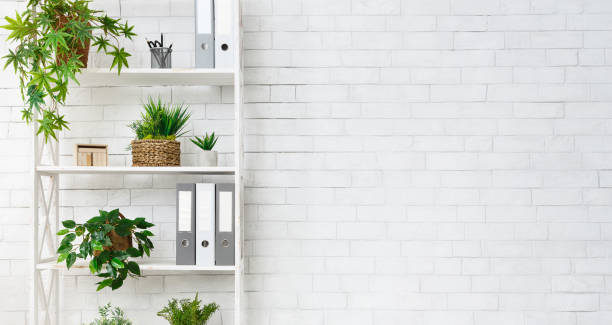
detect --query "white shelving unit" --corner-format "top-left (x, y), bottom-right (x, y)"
top-left (30, 1), bottom-right (244, 324)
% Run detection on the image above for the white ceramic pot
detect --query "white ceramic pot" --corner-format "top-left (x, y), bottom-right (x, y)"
top-left (198, 150), bottom-right (218, 166)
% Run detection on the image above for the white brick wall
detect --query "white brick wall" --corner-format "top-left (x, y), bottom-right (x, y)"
top-left (2, 0), bottom-right (612, 324)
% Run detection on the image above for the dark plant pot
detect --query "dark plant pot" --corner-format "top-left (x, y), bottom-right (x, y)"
top-left (93, 212), bottom-right (133, 256)
top-left (55, 14), bottom-right (91, 68)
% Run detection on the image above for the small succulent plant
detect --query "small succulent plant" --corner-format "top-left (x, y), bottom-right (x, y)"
top-left (191, 132), bottom-right (218, 151)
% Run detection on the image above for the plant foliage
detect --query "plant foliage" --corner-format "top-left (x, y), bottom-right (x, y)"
top-left (128, 97), bottom-right (191, 141)
top-left (157, 293), bottom-right (219, 325)
top-left (86, 303), bottom-right (132, 325)
top-left (56, 209), bottom-right (155, 291)
top-left (191, 132), bottom-right (218, 151)
top-left (1, 0), bottom-right (136, 142)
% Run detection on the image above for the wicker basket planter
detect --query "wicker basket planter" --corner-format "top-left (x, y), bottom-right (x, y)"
top-left (131, 139), bottom-right (180, 167)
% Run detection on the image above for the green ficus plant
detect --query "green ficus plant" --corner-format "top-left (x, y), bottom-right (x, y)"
top-left (157, 293), bottom-right (219, 325)
top-left (56, 209), bottom-right (155, 291)
top-left (191, 132), bottom-right (218, 151)
top-left (1, 0), bottom-right (136, 142)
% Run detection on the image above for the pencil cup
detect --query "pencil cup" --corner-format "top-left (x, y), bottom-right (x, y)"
top-left (150, 47), bottom-right (172, 69)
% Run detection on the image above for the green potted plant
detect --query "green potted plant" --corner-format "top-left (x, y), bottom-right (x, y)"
top-left (1, 0), bottom-right (135, 142)
top-left (128, 97), bottom-right (191, 167)
top-left (157, 294), bottom-right (219, 325)
top-left (86, 303), bottom-right (132, 325)
top-left (191, 132), bottom-right (219, 166)
top-left (56, 208), bottom-right (155, 291)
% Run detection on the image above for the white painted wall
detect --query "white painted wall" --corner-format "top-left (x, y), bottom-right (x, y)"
top-left (1, 0), bottom-right (612, 324)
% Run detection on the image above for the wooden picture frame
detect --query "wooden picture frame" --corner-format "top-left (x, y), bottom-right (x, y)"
top-left (74, 144), bottom-right (108, 166)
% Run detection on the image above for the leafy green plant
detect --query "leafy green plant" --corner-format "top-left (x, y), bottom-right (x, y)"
top-left (1, 0), bottom-right (136, 142)
top-left (157, 294), bottom-right (219, 325)
top-left (56, 209), bottom-right (155, 291)
top-left (86, 303), bottom-right (132, 325)
top-left (191, 132), bottom-right (218, 151)
top-left (128, 97), bottom-right (191, 141)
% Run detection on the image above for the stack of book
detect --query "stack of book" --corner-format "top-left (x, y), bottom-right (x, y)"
top-left (176, 183), bottom-right (235, 266)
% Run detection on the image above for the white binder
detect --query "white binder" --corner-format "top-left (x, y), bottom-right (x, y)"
top-left (195, 0), bottom-right (215, 68)
top-left (195, 183), bottom-right (216, 266)
top-left (214, 0), bottom-right (234, 69)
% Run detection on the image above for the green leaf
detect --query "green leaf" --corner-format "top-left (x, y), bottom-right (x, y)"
top-left (92, 35), bottom-right (111, 53)
top-left (79, 241), bottom-right (89, 258)
top-left (127, 261), bottom-right (140, 276)
top-left (43, 29), bottom-right (71, 52)
top-left (62, 220), bottom-right (76, 228)
top-left (91, 240), bottom-right (103, 252)
top-left (89, 258), bottom-right (98, 274)
top-left (98, 250), bottom-right (111, 264)
top-left (66, 252), bottom-right (77, 269)
top-left (57, 252), bottom-right (68, 263)
top-left (60, 233), bottom-right (76, 246)
top-left (56, 229), bottom-right (69, 236)
top-left (56, 243), bottom-right (72, 254)
top-left (111, 278), bottom-right (124, 290)
top-left (126, 247), bottom-right (141, 257)
top-left (110, 257), bottom-right (124, 269)
top-left (96, 279), bottom-right (112, 291)
top-left (143, 244), bottom-right (150, 257)
top-left (108, 208), bottom-right (120, 220)
top-left (118, 268), bottom-right (128, 280)
top-left (114, 224), bottom-right (131, 237)
top-left (108, 46), bottom-right (131, 74)
top-left (106, 263), bottom-right (116, 278)
top-left (75, 225), bottom-right (85, 236)
top-left (140, 230), bottom-right (154, 237)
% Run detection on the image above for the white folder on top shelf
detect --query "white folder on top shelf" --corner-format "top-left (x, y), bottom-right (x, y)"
top-left (195, 0), bottom-right (215, 68)
top-left (214, 0), bottom-right (234, 69)
top-left (196, 183), bottom-right (216, 266)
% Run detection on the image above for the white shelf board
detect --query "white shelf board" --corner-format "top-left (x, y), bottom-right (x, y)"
top-left (37, 259), bottom-right (236, 274)
top-left (77, 68), bottom-right (234, 86)
top-left (36, 166), bottom-right (235, 175)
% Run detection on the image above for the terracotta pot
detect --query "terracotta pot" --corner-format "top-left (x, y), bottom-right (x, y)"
top-left (93, 212), bottom-right (133, 256)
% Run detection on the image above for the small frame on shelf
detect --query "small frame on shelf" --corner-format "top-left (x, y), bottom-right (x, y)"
top-left (75, 144), bottom-right (108, 166)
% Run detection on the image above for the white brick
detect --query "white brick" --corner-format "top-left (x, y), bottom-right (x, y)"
top-left (401, 0), bottom-right (450, 14)
top-left (352, 0), bottom-right (400, 15)
top-left (455, 32), bottom-right (505, 49)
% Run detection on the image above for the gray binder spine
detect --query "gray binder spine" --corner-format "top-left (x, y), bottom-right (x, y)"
top-left (176, 183), bottom-right (196, 265)
top-left (195, 0), bottom-right (215, 68)
top-left (215, 183), bottom-right (235, 266)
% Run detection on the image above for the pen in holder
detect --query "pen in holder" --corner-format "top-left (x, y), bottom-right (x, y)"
top-left (150, 47), bottom-right (172, 69)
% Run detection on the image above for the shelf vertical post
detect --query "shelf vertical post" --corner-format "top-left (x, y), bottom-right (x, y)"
top-left (32, 104), bottom-right (39, 325)
top-left (233, 0), bottom-right (244, 324)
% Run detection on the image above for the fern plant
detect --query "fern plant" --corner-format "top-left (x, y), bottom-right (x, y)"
top-left (86, 303), bottom-right (132, 325)
top-left (1, 0), bottom-right (136, 142)
top-left (157, 294), bottom-right (219, 325)
top-left (128, 97), bottom-right (191, 141)
top-left (191, 132), bottom-right (218, 151)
